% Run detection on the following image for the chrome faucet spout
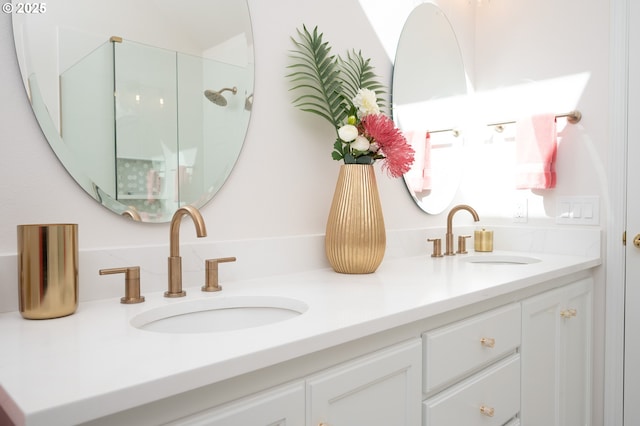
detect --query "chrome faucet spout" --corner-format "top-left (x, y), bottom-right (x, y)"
top-left (445, 204), bottom-right (480, 256)
top-left (166, 205), bottom-right (208, 297)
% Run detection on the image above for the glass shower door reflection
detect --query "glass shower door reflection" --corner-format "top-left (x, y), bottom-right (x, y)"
top-left (114, 40), bottom-right (179, 218)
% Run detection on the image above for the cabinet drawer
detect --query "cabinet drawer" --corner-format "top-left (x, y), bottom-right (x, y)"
top-left (423, 354), bottom-right (520, 426)
top-left (170, 382), bottom-right (305, 426)
top-left (307, 339), bottom-right (422, 426)
top-left (423, 303), bottom-right (521, 392)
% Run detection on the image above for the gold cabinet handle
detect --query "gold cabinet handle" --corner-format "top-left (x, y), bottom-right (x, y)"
top-left (480, 405), bottom-right (495, 417)
top-left (480, 337), bottom-right (496, 348)
top-left (561, 308), bottom-right (578, 319)
top-left (634, 234), bottom-right (640, 248)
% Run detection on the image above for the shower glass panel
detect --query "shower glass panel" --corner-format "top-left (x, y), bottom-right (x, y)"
top-left (60, 38), bottom-right (247, 221)
top-left (200, 58), bottom-right (251, 203)
top-left (114, 40), bottom-right (179, 216)
top-left (60, 41), bottom-right (115, 197)
top-left (175, 53), bottom-right (204, 207)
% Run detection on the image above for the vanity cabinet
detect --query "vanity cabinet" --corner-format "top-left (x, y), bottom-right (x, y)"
top-left (520, 278), bottom-right (593, 426)
top-left (306, 338), bottom-right (422, 426)
top-left (170, 339), bottom-right (422, 426)
top-left (51, 272), bottom-right (596, 426)
top-left (169, 382), bottom-right (305, 426)
top-left (422, 303), bottom-right (521, 426)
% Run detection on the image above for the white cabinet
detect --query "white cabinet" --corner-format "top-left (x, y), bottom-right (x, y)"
top-left (84, 277), bottom-right (594, 426)
top-left (306, 339), bottom-right (422, 426)
top-left (172, 339), bottom-right (422, 426)
top-left (521, 278), bottom-right (593, 426)
top-left (422, 303), bottom-right (521, 426)
top-left (170, 382), bottom-right (305, 426)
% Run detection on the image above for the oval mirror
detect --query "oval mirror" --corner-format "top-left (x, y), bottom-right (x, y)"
top-left (392, 3), bottom-right (467, 214)
top-left (11, 0), bottom-right (254, 222)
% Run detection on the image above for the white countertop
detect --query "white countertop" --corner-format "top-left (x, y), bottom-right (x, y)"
top-left (0, 250), bottom-right (600, 425)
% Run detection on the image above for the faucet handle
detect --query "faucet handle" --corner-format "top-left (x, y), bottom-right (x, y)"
top-left (99, 266), bottom-right (145, 304)
top-left (427, 238), bottom-right (443, 258)
top-left (202, 257), bottom-right (237, 292)
top-left (457, 235), bottom-right (472, 254)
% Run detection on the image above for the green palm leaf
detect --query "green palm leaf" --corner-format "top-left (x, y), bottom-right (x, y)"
top-left (287, 26), bottom-right (347, 130)
top-left (338, 49), bottom-right (387, 112)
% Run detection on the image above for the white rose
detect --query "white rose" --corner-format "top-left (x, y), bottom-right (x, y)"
top-left (351, 135), bottom-right (370, 151)
top-left (338, 124), bottom-right (358, 142)
top-left (353, 88), bottom-right (380, 117)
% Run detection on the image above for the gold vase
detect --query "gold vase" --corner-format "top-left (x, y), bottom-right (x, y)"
top-left (325, 164), bottom-right (386, 274)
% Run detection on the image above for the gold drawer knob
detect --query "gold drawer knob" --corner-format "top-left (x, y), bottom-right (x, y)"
top-left (480, 405), bottom-right (495, 417)
top-left (480, 337), bottom-right (496, 348)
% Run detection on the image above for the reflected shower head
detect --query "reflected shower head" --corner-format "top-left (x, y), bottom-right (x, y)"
top-left (204, 86), bottom-right (238, 106)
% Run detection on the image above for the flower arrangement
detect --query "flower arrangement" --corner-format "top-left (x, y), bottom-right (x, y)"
top-left (287, 25), bottom-right (414, 178)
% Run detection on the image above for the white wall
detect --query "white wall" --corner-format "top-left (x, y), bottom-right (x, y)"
top-left (0, 0), bottom-right (609, 248)
top-left (0, 0), bottom-right (609, 422)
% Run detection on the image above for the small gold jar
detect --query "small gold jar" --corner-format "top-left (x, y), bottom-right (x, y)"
top-left (17, 224), bottom-right (78, 319)
top-left (474, 228), bottom-right (494, 252)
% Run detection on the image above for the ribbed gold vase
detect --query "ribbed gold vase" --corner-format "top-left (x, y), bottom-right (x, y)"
top-left (325, 164), bottom-right (386, 274)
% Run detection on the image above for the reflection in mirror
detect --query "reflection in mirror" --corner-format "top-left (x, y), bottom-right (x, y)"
top-left (12, 0), bottom-right (254, 222)
top-left (392, 3), bottom-right (467, 214)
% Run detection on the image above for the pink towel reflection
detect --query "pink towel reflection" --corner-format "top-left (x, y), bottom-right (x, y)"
top-left (422, 132), bottom-right (433, 191)
top-left (405, 130), bottom-right (432, 192)
top-left (146, 169), bottom-right (161, 201)
top-left (174, 166), bottom-right (186, 202)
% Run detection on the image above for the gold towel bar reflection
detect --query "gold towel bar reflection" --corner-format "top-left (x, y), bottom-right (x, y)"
top-left (427, 128), bottom-right (460, 137)
top-left (492, 110), bottom-right (582, 133)
top-left (426, 110), bottom-right (582, 136)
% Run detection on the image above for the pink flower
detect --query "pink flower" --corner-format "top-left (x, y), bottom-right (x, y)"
top-left (362, 114), bottom-right (415, 178)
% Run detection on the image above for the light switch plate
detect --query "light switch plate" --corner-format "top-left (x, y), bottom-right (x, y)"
top-left (556, 196), bottom-right (600, 225)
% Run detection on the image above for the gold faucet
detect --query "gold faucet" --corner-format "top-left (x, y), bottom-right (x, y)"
top-left (445, 204), bottom-right (480, 256)
top-left (166, 205), bottom-right (207, 297)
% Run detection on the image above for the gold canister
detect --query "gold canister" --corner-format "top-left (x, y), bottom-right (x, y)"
top-left (474, 228), bottom-right (494, 252)
top-left (17, 224), bottom-right (78, 319)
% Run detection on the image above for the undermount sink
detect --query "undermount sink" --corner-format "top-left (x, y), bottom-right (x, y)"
top-left (131, 296), bottom-right (308, 334)
top-left (462, 255), bottom-right (541, 265)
